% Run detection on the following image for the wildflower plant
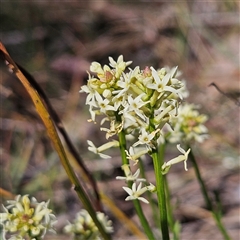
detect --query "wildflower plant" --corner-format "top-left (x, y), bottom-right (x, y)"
top-left (0, 195), bottom-right (56, 240)
top-left (81, 55), bottom-right (192, 239)
top-left (80, 55), bottom-right (232, 240)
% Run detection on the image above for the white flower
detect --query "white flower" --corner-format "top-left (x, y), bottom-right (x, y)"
top-left (112, 91), bottom-right (127, 110)
top-left (90, 61), bottom-right (104, 75)
top-left (154, 101), bottom-right (176, 124)
top-left (125, 146), bottom-right (149, 163)
top-left (113, 73), bottom-right (131, 97)
top-left (109, 55), bottom-right (132, 68)
top-left (121, 111), bottom-right (139, 128)
top-left (87, 140), bottom-right (119, 159)
top-left (122, 182), bottom-right (149, 204)
top-left (100, 120), bottom-right (123, 139)
top-left (147, 67), bottom-right (179, 95)
top-left (124, 94), bottom-right (148, 120)
top-left (116, 164), bottom-right (146, 182)
top-left (113, 66), bottom-right (140, 97)
top-left (133, 128), bottom-right (159, 148)
top-left (97, 212), bottom-right (114, 234)
top-left (162, 144), bottom-right (191, 174)
top-left (109, 55), bottom-right (132, 78)
top-left (80, 84), bottom-right (97, 106)
top-left (146, 183), bottom-right (156, 192)
top-left (95, 92), bottom-right (116, 114)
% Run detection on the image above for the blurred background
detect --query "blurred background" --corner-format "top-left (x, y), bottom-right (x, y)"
top-left (0, 1), bottom-right (239, 239)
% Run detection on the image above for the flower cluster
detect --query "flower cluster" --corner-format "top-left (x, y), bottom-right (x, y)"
top-left (81, 56), bottom-right (185, 155)
top-left (166, 103), bottom-right (208, 143)
top-left (0, 195), bottom-right (56, 240)
top-left (64, 209), bottom-right (113, 240)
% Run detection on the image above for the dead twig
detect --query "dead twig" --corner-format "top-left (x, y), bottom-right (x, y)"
top-left (209, 82), bottom-right (240, 107)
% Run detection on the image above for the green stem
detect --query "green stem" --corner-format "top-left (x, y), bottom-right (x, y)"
top-left (151, 148), bottom-right (170, 240)
top-left (132, 200), bottom-right (156, 240)
top-left (139, 158), bottom-right (160, 229)
top-left (188, 146), bottom-right (231, 240)
top-left (148, 110), bottom-right (170, 240)
top-left (159, 143), bottom-right (179, 240)
top-left (118, 127), bottom-right (128, 165)
top-left (118, 130), bottom-right (155, 240)
top-left (165, 174), bottom-right (181, 240)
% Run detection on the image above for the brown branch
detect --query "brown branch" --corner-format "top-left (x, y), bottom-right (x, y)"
top-left (209, 82), bottom-right (240, 107)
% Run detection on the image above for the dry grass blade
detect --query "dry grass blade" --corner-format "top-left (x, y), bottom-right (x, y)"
top-left (0, 41), bottom-right (99, 209)
top-left (0, 41), bottom-right (76, 182)
top-left (15, 62), bottom-right (102, 212)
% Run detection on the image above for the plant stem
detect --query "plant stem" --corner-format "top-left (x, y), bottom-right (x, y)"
top-left (118, 130), bottom-right (155, 240)
top-left (159, 143), bottom-right (179, 240)
top-left (139, 158), bottom-right (160, 229)
top-left (148, 110), bottom-right (170, 240)
top-left (188, 146), bottom-right (231, 240)
top-left (118, 128), bottom-right (128, 165)
top-left (165, 174), bottom-right (181, 240)
top-left (132, 200), bottom-right (156, 240)
top-left (151, 148), bottom-right (170, 240)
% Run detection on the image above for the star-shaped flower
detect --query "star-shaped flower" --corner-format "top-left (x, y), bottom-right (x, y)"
top-left (147, 67), bottom-right (179, 96)
top-left (95, 92), bottom-right (116, 114)
top-left (162, 144), bottom-right (191, 174)
top-left (87, 140), bottom-right (119, 159)
top-left (116, 164), bottom-right (146, 182)
top-left (122, 182), bottom-right (149, 204)
top-left (133, 128), bottom-right (159, 148)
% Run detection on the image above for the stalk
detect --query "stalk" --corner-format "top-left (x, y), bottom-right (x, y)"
top-left (151, 149), bottom-right (170, 240)
top-left (188, 146), bottom-right (231, 240)
top-left (159, 143), bottom-right (179, 240)
top-left (149, 112), bottom-right (170, 240)
top-left (118, 130), bottom-right (156, 240)
top-left (138, 158), bottom-right (160, 229)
